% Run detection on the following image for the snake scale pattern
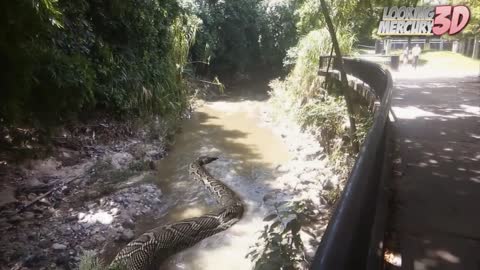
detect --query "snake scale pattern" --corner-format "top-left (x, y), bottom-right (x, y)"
top-left (109, 156), bottom-right (244, 270)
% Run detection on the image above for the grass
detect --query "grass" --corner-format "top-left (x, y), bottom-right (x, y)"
top-left (419, 51), bottom-right (480, 72)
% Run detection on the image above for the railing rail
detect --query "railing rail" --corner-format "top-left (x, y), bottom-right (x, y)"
top-left (311, 57), bottom-right (393, 270)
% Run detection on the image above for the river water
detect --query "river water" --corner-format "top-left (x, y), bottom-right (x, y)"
top-left (143, 83), bottom-right (292, 269)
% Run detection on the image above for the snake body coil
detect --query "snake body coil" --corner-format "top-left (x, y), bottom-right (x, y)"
top-left (109, 156), bottom-right (244, 270)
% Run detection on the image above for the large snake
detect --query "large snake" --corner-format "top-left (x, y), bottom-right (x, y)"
top-left (108, 156), bottom-right (244, 270)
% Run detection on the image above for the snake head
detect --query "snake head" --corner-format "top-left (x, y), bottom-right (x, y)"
top-left (196, 156), bottom-right (219, 165)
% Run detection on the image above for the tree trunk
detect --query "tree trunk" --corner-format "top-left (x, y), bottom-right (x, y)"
top-left (465, 38), bottom-right (472, 56)
top-left (473, 36), bottom-right (479, 59)
top-left (319, 0), bottom-right (359, 153)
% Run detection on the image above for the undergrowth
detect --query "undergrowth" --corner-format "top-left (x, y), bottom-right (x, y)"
top-left (79, 251), bottom-right (126, 270)
top-left (247, 200), bottom-right (318, 270)
top-left (255, 27), bottom-right (373, 269)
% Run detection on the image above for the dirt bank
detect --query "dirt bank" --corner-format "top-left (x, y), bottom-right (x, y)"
top-left (0, 119), bottom-right (168, 270)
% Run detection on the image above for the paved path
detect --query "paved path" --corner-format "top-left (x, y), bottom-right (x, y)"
top-left (388, 75), bottom-right (480, 270)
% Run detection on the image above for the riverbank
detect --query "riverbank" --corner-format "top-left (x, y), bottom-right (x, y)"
top-left (0, 118), bottom-right (169, 269)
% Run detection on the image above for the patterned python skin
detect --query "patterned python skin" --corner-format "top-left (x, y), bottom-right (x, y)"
top-left (109, 156), bottom-right (244, 270)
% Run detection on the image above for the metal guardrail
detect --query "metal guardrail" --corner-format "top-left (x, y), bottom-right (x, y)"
top-left (312, 57), bottom-right (393, 270)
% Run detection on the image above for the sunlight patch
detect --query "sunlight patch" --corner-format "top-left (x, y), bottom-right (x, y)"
top-left (392, 106), bottom-right (440, 120)
top-left (78, 209), bottom-right (116, 225)
top-left (384, 249), bottom-right (402, 267)
top-left (460, 104), bottom-right (480, 115)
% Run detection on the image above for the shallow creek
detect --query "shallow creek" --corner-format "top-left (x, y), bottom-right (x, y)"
top-left (141, 85), bottom-right (292, 269)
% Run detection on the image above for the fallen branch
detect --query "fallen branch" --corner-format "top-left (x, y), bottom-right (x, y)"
top-left (16, 175), bottom-right (83, 214)
top-left (194, 79), bottom-right (223, 86)
top-left (10, 261), bottom-right (25, 270)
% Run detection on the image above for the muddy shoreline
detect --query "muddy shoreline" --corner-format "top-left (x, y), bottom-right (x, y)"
top-left (0, 119), bottom-right (169, 270)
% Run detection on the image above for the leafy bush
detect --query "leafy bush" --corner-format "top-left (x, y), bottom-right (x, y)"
top-left (298, 95), bottom-right (347, 152)
top-left (247, 200), bottom-right (318, 270)
top-left (269, 28), bottom-right (354, 128)
top-left (0, 0), bottom-right (196, 126)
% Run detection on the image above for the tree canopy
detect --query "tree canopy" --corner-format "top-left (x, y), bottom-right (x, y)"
top-left (1, 0), bottom-right (478, 127)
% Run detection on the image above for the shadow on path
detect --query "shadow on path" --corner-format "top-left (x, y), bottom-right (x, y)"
top-left (386, 76), bottom-right (480, 270)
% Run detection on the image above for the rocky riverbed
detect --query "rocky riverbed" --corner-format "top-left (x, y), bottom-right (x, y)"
top-left (0, 121), bottom-right (168, 270)
top-left (256, 104), bottom-right (346, 260)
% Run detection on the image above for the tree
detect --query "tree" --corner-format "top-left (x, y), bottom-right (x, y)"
top-left (319, 0), bottom-right (359, 153)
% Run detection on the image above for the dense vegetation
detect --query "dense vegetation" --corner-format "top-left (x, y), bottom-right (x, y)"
top-left (0, 0), bottom-right (299, 127)
top-left (1, 0), bottom-right (479, 128)
top-left (1, 0), bottom-right (195, 126)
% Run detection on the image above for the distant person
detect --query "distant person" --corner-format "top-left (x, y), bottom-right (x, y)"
top-left (412, 44), bottom-right (421, 69)
top-left (402, 47), bottom-right (409, 65)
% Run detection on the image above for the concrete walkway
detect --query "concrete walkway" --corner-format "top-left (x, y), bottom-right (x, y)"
top-left (388, 75), bottom-right (480, 270)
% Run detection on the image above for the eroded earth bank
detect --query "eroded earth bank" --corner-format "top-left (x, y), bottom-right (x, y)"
top-left (0, 81), bottom-right (344, 270)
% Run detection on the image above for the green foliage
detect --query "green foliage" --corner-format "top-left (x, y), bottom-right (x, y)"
top-left (299, 95), bottom-right (347, 151)
top-left (295, 0), bottom-right (368, 37)
top-left (354, 105), bottom-right (373, 145)
top-left (247, 200), bottom-right (317, 270)
top-left (268, 28), bottom-right (357, 174)
top-left (79, 250), bottom-right (127, 270)
top-left (322, 185), bottom-right (342, 206)
top-left (187, 0), bottom-right (298, 77)
top-left (295, 0), bottom-right (424, 45)
top-left (1, 0), bottom-right (196, 126)
top-left (190, 0), bottom-right (261, 75)
top-left (284, 29), bottom-right (354, 94)
top-left (79, 251), bottom-right (103, 270)
top-left (269, 28), bottom-right (354, 126)
top-left (258, 0), bottom-right (300, 69)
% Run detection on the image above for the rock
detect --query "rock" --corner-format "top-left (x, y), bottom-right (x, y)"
top-left (299, 171), bottom-right (319, 182)
top-left (65, 215), bottom-right (77, 222)
top-left (92, 234), bottom-right (106, 244)
top-left (120, 229), bottom-right (134, 241)
top-left (81, 222), bottom-right (93, 229)
top-left (24, 253), bottom-right (48, 267)
top-left (87, 203), bottom-right (96, 210)
top-left (130, 194), bottom-right (141, 202)
top-left (149, 160), bottom-right (156, 170)
top-left (71, 224), bottom-right (82, 232)
top-left (323, 179), bottom-right (336, 191)
top-left (77, 213), bottom-right (86, 220)
top-left (304, 149), bottom-right (322, 161)
top-left (52, 243), bottom-right (67, 250)
top-left (81, 239), bottom-right (95, 249)
top-left (23, 211), bottom-right (35, 220)
top-left (9, 215), bottom-right (23, 223)
top-left (25, 177), bottom-right (45, 188)
top-left (111, 152), bottom-right (134, 169)
top-left (276, 164), bottom-right (289, 173)
top-left (39, 198), bottom-right (51, 206)
top-left (55, 253), bottom-right (70, 267)
top-left (0, 218), bottom-right (12, 230)
top-left (86, 190), bottom-right (100, 198)
top-left (121, 217), bottom-right (135, 229)
top-left (39, 239), bottom-right (51, 249)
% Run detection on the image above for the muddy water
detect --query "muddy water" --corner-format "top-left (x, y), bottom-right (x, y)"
top-left (146, 87), bottom-right (291, 269)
